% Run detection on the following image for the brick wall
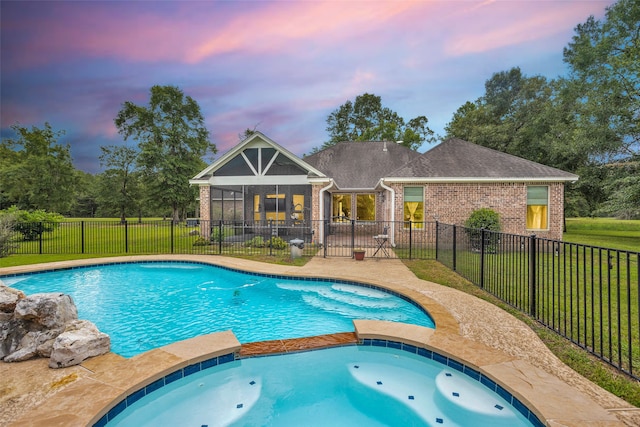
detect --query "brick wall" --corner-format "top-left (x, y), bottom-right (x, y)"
top-left (198, 185), bottom-right (211, 238)
top-left (390, 182), bottom-right (565, 240)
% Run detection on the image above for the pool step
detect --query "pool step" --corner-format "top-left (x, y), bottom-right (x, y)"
top-left (434, 370), bottom-right (521, 426)
top-left (347, 362), bottom-right (445, 425)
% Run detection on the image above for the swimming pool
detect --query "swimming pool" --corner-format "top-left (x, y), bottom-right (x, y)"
top-left (3, 261), bottom-right (434, 357)
top-left (104, 344), bottom-right (538, 427)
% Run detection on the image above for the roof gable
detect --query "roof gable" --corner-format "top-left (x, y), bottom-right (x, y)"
top-left (388, 138), bottom-right (579, 182)
top-left (303, 141), bottom-right (421, 189)
top-left (191, 132), bottom-right (325, 183)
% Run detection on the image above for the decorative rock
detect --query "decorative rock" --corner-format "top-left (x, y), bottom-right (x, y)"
top-left (3, 329), bottom-right (61, 362)
top-left (0, 284), bottom-right (25, 313)
top-left (15, 293), bottom-right (78, 329)
top-left (1, 289), bottom-right (110, 367)
top-left (0, 317), bottom-right (30, 359)
top-left (49, 319), bottom-right (110, 368)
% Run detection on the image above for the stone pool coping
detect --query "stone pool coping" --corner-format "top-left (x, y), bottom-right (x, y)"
top-left (1, 254), bottom-right (637, 426)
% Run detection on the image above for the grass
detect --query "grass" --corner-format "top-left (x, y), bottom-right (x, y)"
top-left (564, 218), bottom-right (640, 252)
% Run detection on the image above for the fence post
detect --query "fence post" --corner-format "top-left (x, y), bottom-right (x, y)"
top-left (479, 228), bottom-right (485, 289)
top-left (81, 221), bottom-right (85, 254)
top-left (529, 234), bottom-right (537, 316)
top-left (125, 220), bottom-right (129, 253)
top-left (351, 219), bottom-right (355, 255)
top-left (434, 221), bottom-right (438, 261)
top-left (269, 220), bottom-right (273, 256)
top-left (169, 221), bottom-right (174, 254)
top-left (324, 220), bottom-right (328, 258)
top-left (38, 222), bottom-right (43, 254)
top-left (218, 220), bottom-right (223, 254)
top-left (409, 221), bottom-right (413, 260)
top-left (452, 224), bottom-right (457, 272)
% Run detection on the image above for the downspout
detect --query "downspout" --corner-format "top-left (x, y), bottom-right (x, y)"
top-left (318, 179), bottom-right (335, 245)
top-left (379, 179), bottom-right (395, 246)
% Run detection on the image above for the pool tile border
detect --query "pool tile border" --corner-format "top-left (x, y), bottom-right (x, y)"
top-left (95, 339), bottom-right (544, 427)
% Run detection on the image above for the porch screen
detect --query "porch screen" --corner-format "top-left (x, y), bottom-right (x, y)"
top-left (404, 187), bottom-right (424, 229)
top-left (527, 186), bottom-right (548, 230)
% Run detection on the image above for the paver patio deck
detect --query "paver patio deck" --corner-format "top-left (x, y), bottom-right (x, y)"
top-left (1, 254), bottom-right (639, 426)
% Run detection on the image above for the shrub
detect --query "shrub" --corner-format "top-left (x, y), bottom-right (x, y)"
top-left (245, 236), bottom-right (265, 248)
top-left (192, 237), bottom-right (211, 246)
top-left (267, 236), bottom-right (288, 250)
top-left (3, 206), bottom-right (64, 241)
top-left (0, 211), bottom-right (18, 258)
top-left (464, 208), bottom-right (501, 231)
top-left (464, 208), bottom-right (501, 252)
top-left (210, 225), bottom-right (235, 243)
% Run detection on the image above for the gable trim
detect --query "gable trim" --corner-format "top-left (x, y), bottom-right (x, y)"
top-left (191, 132), bottom-right (326, 181)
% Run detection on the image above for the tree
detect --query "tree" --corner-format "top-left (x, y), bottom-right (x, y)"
top-left (238, 123), bottom-right (261, 141)
top-left (114, 85), bottom-right (216, 222)
top-left (69, 171), bottom-right (100, 218)
top-left (445, 68), bottom-right (561, 163)
top-left (563, 0), bottom-right (639, 159)
top-left (598, 160), bottom-right (640, 219)
top-left (3, 206), bottom-right (64, 241)
top-left (444, 68), bottom-right (608, 216)
top-left (0, 123), bottom-right (77, 213)
top-left (0, 210), bottom-right (18, 257)
top-left (319, 93), bottom-right (435, 152)
top-left (563, 0), bottom-right (639, 217)
top-left (97, 145), bottom-right (140, 223)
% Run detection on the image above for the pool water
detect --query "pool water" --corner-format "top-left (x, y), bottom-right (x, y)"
top-left (107, 345), bottom-right (534, 427)
top-left (4, 262), bottom-right (434, 357)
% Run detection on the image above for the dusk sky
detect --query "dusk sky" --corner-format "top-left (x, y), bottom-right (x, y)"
top-left (1, 0), bottom-right (615, 174)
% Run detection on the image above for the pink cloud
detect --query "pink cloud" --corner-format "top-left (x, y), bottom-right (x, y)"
top-left (443, 1), bottom-right (611, 56)
top-left (4, 3), bottom-right (221, 69)
top-left (4, 0), bottom-right (612, 73)
top-left (181, 1), bottom-right (426, 63)
top-left (5, 1), bottom-right (430, 70)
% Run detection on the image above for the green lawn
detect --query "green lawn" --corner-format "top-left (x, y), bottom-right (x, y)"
top-left (564, 218), bottom-right (640, 252)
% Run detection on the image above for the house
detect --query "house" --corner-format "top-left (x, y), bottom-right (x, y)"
top-left (189, 132), bottom-right (578, 243)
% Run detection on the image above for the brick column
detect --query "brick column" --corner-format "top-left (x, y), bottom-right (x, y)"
top-left (199, 185), bottom-right (210, 238)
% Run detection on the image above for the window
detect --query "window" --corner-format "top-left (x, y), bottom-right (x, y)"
top-left (404, 187), bottom-right (424, 228)
top-left (356, 194), bottom-right (376, 221)
top-left (291, 194), bottom-right (304, 222)
top-left (265, 194), bottom-right (285, 221)
top-left (253, 194), bottom-right (260, 221)
top-left (527, 186), bottom-right (548, 229)
top-left (332, 194), bottom-right (351, 221)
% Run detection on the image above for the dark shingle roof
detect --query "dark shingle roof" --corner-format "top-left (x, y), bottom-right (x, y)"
top-left (389, 138), bottom-right (579, 181)
top-left (303, 141), bottom-right (421, 189)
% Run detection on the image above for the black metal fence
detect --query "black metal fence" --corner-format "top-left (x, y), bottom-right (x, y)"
top-left (5, 219), bottom-right (640, 380)
top-left (436, 222), bottom-right (640, 381)
top-left (5, 219), bottom-right (438, 259)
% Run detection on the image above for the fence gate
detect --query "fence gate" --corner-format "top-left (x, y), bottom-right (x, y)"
top-left (322, 220), bottom-right (397, 259)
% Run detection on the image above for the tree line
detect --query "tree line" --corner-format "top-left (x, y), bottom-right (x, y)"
top-left (0, 0), bottom-right (637, 221)
top-left (0, 86), bottom-right (216, 222)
